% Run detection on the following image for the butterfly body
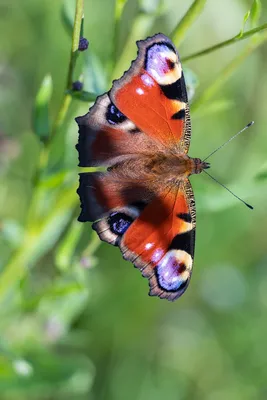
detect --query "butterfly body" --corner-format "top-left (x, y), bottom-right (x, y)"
top-left (108, 153), bottom-right (208, 185)
top-left (76, 33), bottom-right (209, 301)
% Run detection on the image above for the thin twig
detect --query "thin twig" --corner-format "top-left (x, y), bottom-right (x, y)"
top-left (52, 0), bottom-right (84, 136)
top-left (191, 32), bottom-right (267, 112)
top-left (183, 22), bottom-right (267, 62)
top-left (39, 0), bottom-right (84, 171)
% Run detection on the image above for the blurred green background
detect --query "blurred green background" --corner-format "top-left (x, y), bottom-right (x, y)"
top-left (0, 0), bottom-right (267, 399)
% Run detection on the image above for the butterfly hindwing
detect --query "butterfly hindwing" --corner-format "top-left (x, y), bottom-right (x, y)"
top-left (119, 179), bottom-right (196, 301)
top-left (78, 170), bottom-right (156, 244)
top-left (84, 176), bottom-right (196, 300)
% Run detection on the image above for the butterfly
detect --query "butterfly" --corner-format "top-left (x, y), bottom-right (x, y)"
top-left (76, 33), bottom-right (210, 301)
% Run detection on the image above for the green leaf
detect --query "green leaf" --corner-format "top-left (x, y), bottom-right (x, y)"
top-left (237, 10), bottom-right (250, 39)
top-left (68, 89), bottom-right (97, 102)
top-left (83, 51), bottom-right (107, 95)
top-left (32, 75), bottom-right (53, 141)
top-left (251, 0), bottom-right (262, 28)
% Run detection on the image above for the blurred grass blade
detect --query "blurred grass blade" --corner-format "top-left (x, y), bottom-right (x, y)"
top-left (115, 0), bottom-right (127, 21)
top-left (170, 0), bottom-right (207, 46)
top-left (251, 0), bottom-right (262, 27)
top-left (33, 75), bottom-right (53, 141)
top-left (56, 220), bottom-right (84, 271)
top-left (61, 0), bottom-right (76, 37)
top-left (39, 170), bottom-right (72, 190)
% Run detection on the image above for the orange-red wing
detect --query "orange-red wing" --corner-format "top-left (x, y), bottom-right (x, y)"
top-left (76, 94), bottom-right (161, 167)
top-left (118, 180), bottom-right (196, 301)
top-left (110, 33), bottom-right (191, 153)
top-left (78, 171), bottom-right (155, 223)
top-left (76, 34), bottom-right (191, 168)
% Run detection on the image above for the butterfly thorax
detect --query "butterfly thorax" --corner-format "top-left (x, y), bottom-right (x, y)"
top-left (110, 154), bottom-right (210, 182)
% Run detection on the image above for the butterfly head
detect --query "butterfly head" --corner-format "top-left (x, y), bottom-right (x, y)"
top-left (192, 158), bottom-right (210, 175)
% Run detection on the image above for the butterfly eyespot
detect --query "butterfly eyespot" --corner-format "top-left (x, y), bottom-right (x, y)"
top-left (155, 250), bottom-right (191, 292)
top-left (108, 212), bottom-right (134, 235)
top-left (166, 59), bottom-right (176, 70)
top-left (145, 43), bottom-right (181, 86)
top-left (106, 103), bottom-right (126, 125)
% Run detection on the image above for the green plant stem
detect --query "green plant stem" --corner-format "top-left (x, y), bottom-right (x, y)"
top-left (170, 0), bottom-right (207, 46)
top-left (0, 0), bottom-right (85, 304)
top-left (39, 0), bottom-right (84, 172)
top-left (52, 0), bottom-right (84, 136)
top-left (183, 23), bottom-right (267, 62)
top-left (67, 0), bottom-right (84, 89)
top-left (191, 32), bottom-right (267, 113)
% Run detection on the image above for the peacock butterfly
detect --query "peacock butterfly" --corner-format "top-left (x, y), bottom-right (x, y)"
top-left (75, 33), bottom-right (210, 301)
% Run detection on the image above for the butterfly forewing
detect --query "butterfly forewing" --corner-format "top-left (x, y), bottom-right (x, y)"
top-left (110, 33), bottom-right (192, 153)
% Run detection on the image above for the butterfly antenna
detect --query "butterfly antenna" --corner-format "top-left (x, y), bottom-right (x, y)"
top-left (203, 170), bottom-right (253, 210)
top-left (203, 121), bottom-right (254, 162)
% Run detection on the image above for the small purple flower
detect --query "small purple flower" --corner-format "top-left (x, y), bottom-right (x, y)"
top-left (79, 37), bottom-right (89, 51)
top-left (72, 81), bottom-right (83, 91)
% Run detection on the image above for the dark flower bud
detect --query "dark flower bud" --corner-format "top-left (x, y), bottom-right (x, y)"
top-left (78, 37), bottom-right (89, 51)
top-left (72, 81), bottom-right (83, 91)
